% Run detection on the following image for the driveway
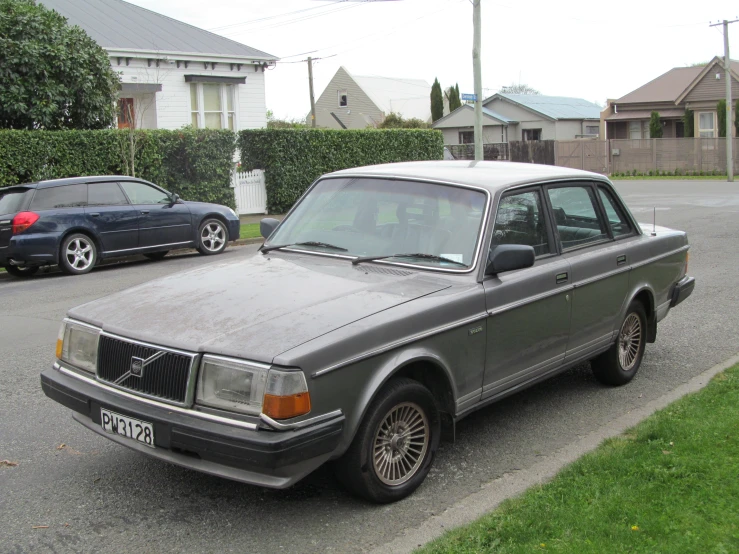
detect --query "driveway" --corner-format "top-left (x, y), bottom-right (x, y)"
top-left (1, 180), bottom-right (737, 553)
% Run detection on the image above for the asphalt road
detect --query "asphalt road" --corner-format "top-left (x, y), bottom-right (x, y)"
top-left (1, 180), bottom-right (738, 554)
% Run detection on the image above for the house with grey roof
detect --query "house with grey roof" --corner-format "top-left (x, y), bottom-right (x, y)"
top-left (40, 0), bottom-right (277, 131)
top-left (312, 67), bottom-right (434, 129)
top-left (432, 93), bottom-right (602, 146)
top-left (601, 56), bottom-right (739, 139)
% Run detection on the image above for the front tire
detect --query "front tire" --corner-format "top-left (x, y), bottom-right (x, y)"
top-left (4, 264), bottom-right (39, 278)
top-left (591, 300), bottom-right (647, 386)
top-left (335, 378), bottom-right (440, 503)
top-left (197, 219), bottom-right (228, 255)
top-left (59, 233), bottom-right (97, 275)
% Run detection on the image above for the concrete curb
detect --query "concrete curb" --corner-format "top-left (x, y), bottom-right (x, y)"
top-left (370, 351), bottom-right (739, 554)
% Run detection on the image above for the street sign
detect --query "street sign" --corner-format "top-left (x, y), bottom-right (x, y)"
top-left (461, 93), bottom-right (477, 102)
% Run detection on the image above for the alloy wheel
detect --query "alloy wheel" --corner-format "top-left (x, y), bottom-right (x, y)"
top-left (618, 313), bottom-right (642, 370)
top-left (200, 222), bottom-right (225, 252)
top-left (372, 402), bottom-right (429, 486)
top-left (65, 237), bottom-right (94, 271)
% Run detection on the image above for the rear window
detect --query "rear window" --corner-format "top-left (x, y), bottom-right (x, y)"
top-left (0, 189), bottom-right (30, 214)
top-left (30, 184), bottom-right (88, 210)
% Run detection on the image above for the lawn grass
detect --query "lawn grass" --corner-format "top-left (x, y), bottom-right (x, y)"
top-left (611, 175), bottom-right (729, 180)
top-left (418, 363), bottom-right (739, 554)
top-left (239, 223), bottom-right (262, 240)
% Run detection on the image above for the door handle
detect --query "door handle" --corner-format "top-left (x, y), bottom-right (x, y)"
top-left (89, 213), bottom-right (100, 217)
top-left (556, 272), bottom-right (568, 284)
top-left (616, 255), bottom-right (627, 266)
top-left (140, 210), bottom-right (150, 215)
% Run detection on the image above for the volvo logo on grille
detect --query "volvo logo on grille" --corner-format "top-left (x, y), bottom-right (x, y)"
top-left (130, 357), bottom-right (144, 377)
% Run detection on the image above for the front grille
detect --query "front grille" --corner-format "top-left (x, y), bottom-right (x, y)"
top-left (97, 334), bottom-right (196, 405)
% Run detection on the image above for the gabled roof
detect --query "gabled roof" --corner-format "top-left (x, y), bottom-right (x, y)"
top-left (39, 0), bottom-right (276, 60)
top-left (484, 93), bottom-right (602, 120)
top-left (431, 104), bottom-right (516, 128)
top-left (616, 57), bottom-right (739, 105)
top-left (348, 70), bottom-right (432, 121)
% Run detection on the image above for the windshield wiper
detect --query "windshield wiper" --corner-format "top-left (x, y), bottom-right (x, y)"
top-left (352, 253), bottom-right (468, 267)
top-left (260, 241), bottom-right (348, 254)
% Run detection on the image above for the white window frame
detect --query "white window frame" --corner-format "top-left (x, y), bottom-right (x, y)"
top-left (338, 89), bottom-right (348, 107)
top-left (628, 121), bottom-right (643, 140)
top-left (189, 83), bottom-right (238, 130)
top-left (698, 112), bottom-right (715, 138)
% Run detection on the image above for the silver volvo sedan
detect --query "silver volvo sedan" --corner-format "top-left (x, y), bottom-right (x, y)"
top-left (41, 161), bottom-right (695, 503)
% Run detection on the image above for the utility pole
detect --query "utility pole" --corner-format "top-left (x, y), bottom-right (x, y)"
top-left (472, 0), bottom-right (483, 161)
top-left (307, 56), bottom-right (317, 128)
top-left (710, 18), bottom-right (738, 182)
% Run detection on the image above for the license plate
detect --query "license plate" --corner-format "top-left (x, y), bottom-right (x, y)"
top-left (100, 408), bottom-right (155, 448)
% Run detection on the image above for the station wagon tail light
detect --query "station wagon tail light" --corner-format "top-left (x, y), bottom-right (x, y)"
top-left (12, 211), bottom-right (39, 235)
top-left (262, 369), bottom-right (311, 420)
top-left (56, 320), bottom-right (100, 373)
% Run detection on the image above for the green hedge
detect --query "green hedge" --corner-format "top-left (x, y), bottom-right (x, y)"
top-left (0, 129), bottom-right (237, 208)
top-left (238, 128), bottom-right (444, 213)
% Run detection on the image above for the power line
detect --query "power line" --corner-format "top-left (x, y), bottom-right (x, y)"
top-left (208, 0), bottom-right (348, 32)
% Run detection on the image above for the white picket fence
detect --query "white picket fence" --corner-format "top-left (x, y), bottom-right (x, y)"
top-left (231, 169), bottom-right (268, 215)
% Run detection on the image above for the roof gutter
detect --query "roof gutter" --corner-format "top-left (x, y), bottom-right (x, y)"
top-left (105, 48), bottom-right (278, 64)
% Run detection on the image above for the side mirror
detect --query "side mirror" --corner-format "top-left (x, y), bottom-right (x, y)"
top-left (260, 217), bottom-right (280, 239)
top-left (485, 244), bottom-right (535, 275)
top-left (169, 193), bottom-right (180, 204)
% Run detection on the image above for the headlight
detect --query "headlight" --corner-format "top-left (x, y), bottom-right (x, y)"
top-left (56, 320), bottom-right (100, 373)
top-left (196, 356), bottom-right (310, 419)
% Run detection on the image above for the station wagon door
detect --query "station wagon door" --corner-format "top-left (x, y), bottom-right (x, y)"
top-left (546, 183), bottom-right (632, 362)
top-left (481, 187), bottom-right (572, 400)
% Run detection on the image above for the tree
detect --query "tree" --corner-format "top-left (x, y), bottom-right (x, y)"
top-left (649, 111), bottom-right (663, 138)
top-left (500, 83), bottom-right (540, 95)
top-left (266, 110), bottom-right (307, 129)
top-left (684, 108), bottom-right (694, 137)
top-left (378, 113), bottom-right (429, 129)
top-left (0, 0), bottom-right (120, 130)
top-left (430, 78), bottom-right (444, 122)
top-left (717, 100), bottom-right (726, 138)
top-left (445, 84), bottom-right (462, 112)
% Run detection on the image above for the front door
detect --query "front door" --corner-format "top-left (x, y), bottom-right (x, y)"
top-left (118, 181), bottom-right (193, 248)
top-left (482, 187), bottom-right (572, 399)
top-left (85, 182), bottom-right (139, 253)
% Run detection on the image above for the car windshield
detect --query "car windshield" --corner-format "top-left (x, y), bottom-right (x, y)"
top-left (266, 177), bottom-right (487, 269)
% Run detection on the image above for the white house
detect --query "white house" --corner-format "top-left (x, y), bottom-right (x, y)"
top-left (40, 0), bottom-right (278, 131)
top-left (313, 67), bottom-right (434, 129)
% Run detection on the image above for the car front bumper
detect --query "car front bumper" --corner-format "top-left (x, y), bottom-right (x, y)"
top-left (228, 219), bottom-right (241, 242)
top-left (41, 364), bottom-right (344, 488)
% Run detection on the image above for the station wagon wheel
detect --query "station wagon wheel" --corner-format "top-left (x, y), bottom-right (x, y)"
top-left (197, 219), bottom-right (228, 255)
top-left (591, 300), bottom-right (647, 386)
top-left (59, 233), bottom-right (97, 275)
top-left (335, 378), bottom-right (440, 503)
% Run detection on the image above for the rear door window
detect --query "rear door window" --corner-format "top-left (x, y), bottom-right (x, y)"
top-left (30, 184), bottom-right (88, 210)
top-left (88, 182), bottom-right (129, 206)
top-left (0, 189), bottom-right (31, 214)
top-left (547, 185), bottom-right (609, 250)
top-left (597, 187), bottom-right (633, 238)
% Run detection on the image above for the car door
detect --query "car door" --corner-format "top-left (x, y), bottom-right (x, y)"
top-left (545, 183), bottom-right (630, 362)
top-left (118, 181), bottom-right (193, 248)
top-left (84, 182), bottom-right (139, 253)
top-left (481, 186), bottom-right (572, 400)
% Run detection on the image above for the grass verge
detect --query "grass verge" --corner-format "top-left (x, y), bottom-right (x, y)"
top-left (610, 175), bottom-right (729, 180)
top-left (239, 223), bottom-right (262, 240)
top-left (418, 363), bottom-right (739, 554)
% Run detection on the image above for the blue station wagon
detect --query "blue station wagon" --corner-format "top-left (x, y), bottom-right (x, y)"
top-left (0, 176), bottom-right (240, 277)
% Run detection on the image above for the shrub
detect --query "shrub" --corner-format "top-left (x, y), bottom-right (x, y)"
top-left (0, 128), bottom-right (236, 207)
top-left (649, 111), bottom-right (663, 138)
top-left (239, 128), bottom-right (443, 213)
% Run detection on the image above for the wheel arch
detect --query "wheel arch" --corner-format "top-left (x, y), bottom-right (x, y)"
top-left (629, 286), bottom-right (656, 343)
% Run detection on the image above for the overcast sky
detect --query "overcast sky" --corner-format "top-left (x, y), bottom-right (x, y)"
top-left (129, 0), bottom-right (738, 120)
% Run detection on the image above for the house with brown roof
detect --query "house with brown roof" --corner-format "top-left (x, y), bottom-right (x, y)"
top-left (601, 56), bottom-right (738, 139)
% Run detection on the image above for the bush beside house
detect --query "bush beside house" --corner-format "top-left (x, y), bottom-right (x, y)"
top-left (0, 129), bottom-right (236, 208)
top-left (239, 128), bottom-right (444, 213)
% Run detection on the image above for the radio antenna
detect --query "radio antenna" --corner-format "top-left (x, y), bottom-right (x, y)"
top-left (652, 207), bottom-right (657, 236)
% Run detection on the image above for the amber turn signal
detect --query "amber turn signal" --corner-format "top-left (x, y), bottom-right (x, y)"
top-left (56, 338), bottom-right (63, 359)
top-left (262, 392), bottom-right (311, 420)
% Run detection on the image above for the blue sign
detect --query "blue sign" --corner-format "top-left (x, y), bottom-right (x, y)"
top-left (461, 93), bottom-right (477, 101)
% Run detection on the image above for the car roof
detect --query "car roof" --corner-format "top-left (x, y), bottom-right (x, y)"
top-left (12, 176), bottom-right (154, 189)
top-left (327, 161), bottom-right (610, 193)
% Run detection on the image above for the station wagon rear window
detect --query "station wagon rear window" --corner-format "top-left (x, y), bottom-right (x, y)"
top-left (30, 184), bottom-right (87, 210)
top-left (0, 188), bottom-right (31, 214)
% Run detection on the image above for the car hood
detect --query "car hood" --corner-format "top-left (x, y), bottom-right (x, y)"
top-left (68, 253), bottom-right (450, 363)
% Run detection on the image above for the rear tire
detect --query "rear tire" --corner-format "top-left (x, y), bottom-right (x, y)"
top-left (591, 300), bottom-right (647, 386)
top-left (197, 219), bottom-right (228, 255)
top-left (144, 251), bottom-right (169, 261)
top-left (4, 264), bottom-right (39, 278)
top-left (334, 378), bottom-right (440, 503)
top-left (59, 233), bottom-right (97, 275)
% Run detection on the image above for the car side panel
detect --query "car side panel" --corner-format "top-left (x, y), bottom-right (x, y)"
top-left (84, 205), bottom-right (140, 254)
top-left (136, 203), bottom-right (193, 248)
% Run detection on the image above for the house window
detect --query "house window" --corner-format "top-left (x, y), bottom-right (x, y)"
top-left (522, 129), bottom-right (541, 141)
top-left (338, 90), bottom-right (348, 107)
top-left (699, 112), bottom-right (715, 138)
top-left (459, 131), bottom-right (474, 144)
top-left (629, 121), bottom-right (643, 139)
top-left (189, 83), bottom-right (236, 130)
top-left (585, 125), bottom-right (599, 136)
top-left (117, 98), bottom-right (135, 129)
